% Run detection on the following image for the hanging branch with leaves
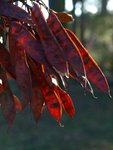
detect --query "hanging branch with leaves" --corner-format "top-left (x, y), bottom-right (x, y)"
top-left (0, 0), bottom-right (111, 126)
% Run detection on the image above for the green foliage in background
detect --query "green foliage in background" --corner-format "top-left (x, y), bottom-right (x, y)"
top-left (84, 13), bottom-right (113, 76)
top-left (55, 0), bottom-right (113, 77)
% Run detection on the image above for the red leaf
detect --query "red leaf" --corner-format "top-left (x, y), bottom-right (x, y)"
top-left (0, 65), bottom-right (16, 126)
top-left (0, 23), bottom-right (3, 35)
top-left (27, 56), bottom-right (62, 122)
top-left (9, 21), bottom-right (60, 79)
top-left (9, 24), bottom-right (33, 108)
top-left (0, 43), bottom-right (15, 79)
top-left (69, 65), bottom-right (95, 96)
top-left (9, 21), bottom-right (47, 65)
top-left (33, 29), bottom-right (65, 78)
top-left (52, 10), bottom-right (74, 23)
top-left (16, 56), bottom-right (32, 107)
top-left (31, 76), bottom-right (44, 122)
top-left (0, 2), bottom-right (32, 24)
top-left (66, 29), bottom-right (111, 96)
top-left (31, 3), bottom-right (68, 75)
top-left (47, 11), bottom-right (86, 79)
top-left (53, 85), bottom-right (75, 117)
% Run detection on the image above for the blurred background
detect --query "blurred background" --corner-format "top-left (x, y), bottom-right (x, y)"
top-left (0, 0), bottom-right (113, 150)
top-left (49, 0), bottom-right (113, 80)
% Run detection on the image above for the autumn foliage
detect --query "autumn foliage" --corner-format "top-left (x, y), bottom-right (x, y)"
top-left (0, 0), bottom-right (111, 126)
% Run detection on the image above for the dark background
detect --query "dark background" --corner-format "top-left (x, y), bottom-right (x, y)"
top-left (0, 81), bottom-right (113, 150)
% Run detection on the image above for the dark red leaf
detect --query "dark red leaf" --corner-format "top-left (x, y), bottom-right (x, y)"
top-left (9, 24), bottom-right (33, 108)
top-left (0, 19), bottom-right (3, 35)
top-left (33, 29), bottom-right (65, 78)
top-left (47, 11), bottom-right (86, 79)
top-left (0, 43), bottom-right (15, 79)
top-left (27, 56), bottom-right (62, 122)
top-left (9, 21), bottom-right (60, 78)
top-left (31, 76), bottom-right (44, 122)
top-left (15, 50), bottom-right (32, 108)
top-left (0, 2), bottom-right (32, 24)
top-left (66, 29), bottom-right (111, 96)
top-left (9, 21), bottom-right (47, 64)
top-left (31, 3), bottom-right (68, 75)
top-left (53, 84), bottom-right (75, 117)
top-left (52, 10), bottom-right (74, 23)
top-left (69, 65), bottom-right (95, 96)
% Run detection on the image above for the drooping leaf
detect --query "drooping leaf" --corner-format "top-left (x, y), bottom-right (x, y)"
top-left (66, 29), bottom-right (111, 96)
top-left (0, 2), bottom-right (32, 24)
top-left (47, 11), bottom-right (86, 80)
top-left (31, 3), bottom-right (68, 76)
top-left (33, 29), bottom-right (65, 77)
top-left (69, 65), bottom-right (95, 96)
top-left (9, 21), bottom-right (60, 78)
top-left (9, 24), bottom-right (33, 108)
top-left (15, 49), bottom-right (32, 108)
top-left (31, 75), bottom-right (44, 122)
top-left (51, 10), bottom-right (74, 23)
top-left (53, 84), bottom-right (75, 117)
top-left (9, 21), bottom-right (46, 64)
top-left (0, 43), bottom-right (15, 79)
top-left (27, 56), bottom-right (62, 122)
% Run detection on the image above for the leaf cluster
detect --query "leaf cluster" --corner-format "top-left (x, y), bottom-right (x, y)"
top-left (0, 0), bottom-right (111, 126)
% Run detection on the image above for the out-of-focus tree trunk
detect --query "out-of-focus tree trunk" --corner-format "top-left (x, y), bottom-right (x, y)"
top-left (80, 0), bottom-right (85, 45)
top-left (49, 0), bottom-right (65, 12)
top-left (72, 0), bottom-right (77, 33)
top-left (72, 0), bottom-right (85, 45)
top-left (101, 0), bottom-right (108, 15)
